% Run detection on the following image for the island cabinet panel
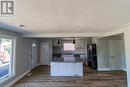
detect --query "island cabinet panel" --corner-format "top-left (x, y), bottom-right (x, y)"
top-left (51, 62), bottom-right (83, 76)
top-left (58, 63), bottom-right (67, 76)
top-left (66, 63), bottom-right (75, 76)
top-left (74, 63), bottom-right (83, 76)
top-left (51, 62), bottom-right (59, 76)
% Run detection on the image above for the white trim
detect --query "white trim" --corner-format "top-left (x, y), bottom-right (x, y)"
top-left (4, 70), bottom-right (30, 87)
top-left (0, 36), bottom-right (16, 84)
top-left (0, 63), bottom-right (9, 67)
top-left (39, 64), bottom-right (50, 66)
top-left (29, 63), bottom-right (40, 71)
top-left (108, 39), bottom-right (124, 70)
top-left (98, 68), bottom-right (111, 71)
top-left (13, 38), bottom-right (17, 77)
top-left (0, 74), bottom-right (15, 84)
top-left (29, 40), bottom-right (39, 71)
top-left (34, 63), bottom-right (40, 68)
top-left (23, 33), bottom-right (104, 37)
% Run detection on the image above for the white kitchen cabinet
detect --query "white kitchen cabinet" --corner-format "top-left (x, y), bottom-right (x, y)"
top-left (51, 62), bottom-right (83, 76)
top-left (58, 63), bottom-right (66, 75)
top-left (51, 62), bottom-right (59, 76)
top-left (66, 63), bottom-right (75, 75)
top-left (75, 39), bottom-right (85, 49)
top-left (75, 40), bottom-right (80, 49)
top-left (74, 63), bottom-right (83, 76)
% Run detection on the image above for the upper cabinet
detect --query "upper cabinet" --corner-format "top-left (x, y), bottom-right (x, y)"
top-left (92, 38), bottom-right (98, 44)
top-left (52, 39), bottom-right (62, 54)
top-left (75, 39), bottom-right (85, 49)
top-left (87, 37), bottom-right (92, 45)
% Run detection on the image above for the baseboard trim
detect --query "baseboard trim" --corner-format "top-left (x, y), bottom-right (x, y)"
top-left (33, 63), bottom-right (40, 69)
top-left (5, 70), bottom-right (30, 87)
top-left (30, 63), bottom-right (41, 71)
top-left (98, 68), bottom-right (111, 71)
top-left (36, 63), bottom-right (41, 67)
top-left (123, 68), bottom-right (127, 72)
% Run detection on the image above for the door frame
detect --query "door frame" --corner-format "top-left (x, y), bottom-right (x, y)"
top-left (40, 42), bottom-right (50, 65)
top-left (108, 39), bottom-right (124, 70)
top-left (29, 40), bottom-right (38, 71)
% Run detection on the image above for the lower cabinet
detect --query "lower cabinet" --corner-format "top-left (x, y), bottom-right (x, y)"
top-left (51, 62), bottom-right (59, 76)
top-left (66, 63), bottom-right (75, 76)
top-left (59, 63), bottom-right (67, 75)
top-left (51, 62), bottom-right (83, 76)
top-left (74, 63), bottom-right (83, 76)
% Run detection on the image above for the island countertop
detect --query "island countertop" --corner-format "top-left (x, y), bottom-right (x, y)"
top-left (51, 57), bottom-right (83, 62)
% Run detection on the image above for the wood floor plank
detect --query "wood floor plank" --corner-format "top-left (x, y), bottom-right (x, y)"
top-left (10, 65), bottom-right (127, 87)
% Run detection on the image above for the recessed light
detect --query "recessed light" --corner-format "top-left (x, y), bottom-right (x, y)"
top-left (19, 25), bottom-right (25, 27)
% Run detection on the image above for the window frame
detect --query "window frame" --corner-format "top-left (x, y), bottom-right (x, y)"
top-left (0, 34), bottom-right (16, 83)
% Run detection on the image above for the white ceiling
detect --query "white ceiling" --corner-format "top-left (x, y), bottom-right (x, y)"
top-left (0, 0), bottom-right (130, 34)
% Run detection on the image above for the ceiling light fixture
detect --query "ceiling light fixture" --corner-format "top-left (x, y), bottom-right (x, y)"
top-left (57, 38), bottom-right (60, 44)
top-left (73, 38), bottom-right (76, 44)
top-left (19, 24), bottom-right (25, 27)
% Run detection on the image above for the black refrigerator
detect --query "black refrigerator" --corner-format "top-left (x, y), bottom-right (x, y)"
top-left (87, 44), bottom-right (97, 69)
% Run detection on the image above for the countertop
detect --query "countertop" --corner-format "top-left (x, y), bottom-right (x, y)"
top-left (51, 57), bottom-right (83, 62)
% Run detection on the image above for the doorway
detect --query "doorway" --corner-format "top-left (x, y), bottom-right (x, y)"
top-left (29, 41), bottom-right (38, 70)
top-left (40, 42), bottom-right (50, 65)
top-left (109, 39), bottom-right (124, 70)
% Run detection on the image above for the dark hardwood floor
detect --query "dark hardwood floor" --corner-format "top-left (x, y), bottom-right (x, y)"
top-left (11, 65), bottom-right (127, 87)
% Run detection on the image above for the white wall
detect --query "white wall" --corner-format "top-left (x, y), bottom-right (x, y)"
top-left (123, 27), bottom-right (130, 87)
top-left (122, 36), bottom-right (126, 71)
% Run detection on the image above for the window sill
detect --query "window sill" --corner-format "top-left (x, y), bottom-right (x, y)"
top-left (0, 74), bottom-right (15, 84)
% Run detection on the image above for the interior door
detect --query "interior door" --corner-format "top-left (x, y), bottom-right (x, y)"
top-left (40, 42), bottom-right (50, 65)
top-left (109, 40), bottom-right (123, 70)
top-left (31, 42), bottom-right (38, 69)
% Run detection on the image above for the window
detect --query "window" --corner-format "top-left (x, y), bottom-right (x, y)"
top-left (0, 36), bottom-right (15, 81)
top-left (63, 43), bottom-right (75, 51)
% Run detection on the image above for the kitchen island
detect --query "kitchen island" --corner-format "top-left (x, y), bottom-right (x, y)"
top-left (51, 57), bottom-right (83, 76)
